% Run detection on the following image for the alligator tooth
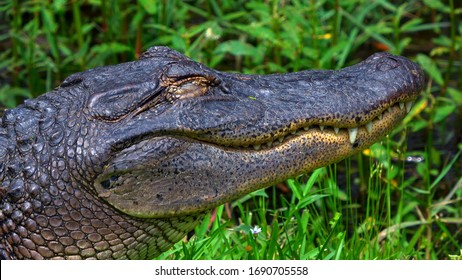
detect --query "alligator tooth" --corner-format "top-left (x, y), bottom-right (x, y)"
top-left (366, 122), bottom-right (373, 133)
top-left (267, 141), bottom-right (273, 148)
top-left (399, 102), bottom-right (404, 110)
top-left (405, 101), bottom-right (413, 113)
top-left (319, 125), bottom-right (324, 131)
top-left (348, 128), bottom-right (358, 144)
top-left (387, 107), bottom-right (393, 113)
top-left (278, 137), bottom-right (284, 143)
top-left (377, 113), bottom-right (383, 120)
top-left (291, 131), bottom-right (296, 135)
top-left (253, 144), bottom-right (261, 150)
top-left (303, 126), bottom-right (310, 131)
top-left (334, 127), bottom-right (339, 134)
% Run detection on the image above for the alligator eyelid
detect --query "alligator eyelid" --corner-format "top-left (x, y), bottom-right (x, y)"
top-left (166, 75), bottom-right (220, 86)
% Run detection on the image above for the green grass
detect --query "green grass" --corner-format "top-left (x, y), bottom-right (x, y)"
top-left (1, 0), bottom-right (461, 260)
top-left (155, 147), bottom-right (461, 260)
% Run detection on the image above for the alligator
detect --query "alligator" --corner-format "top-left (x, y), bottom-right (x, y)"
top-left (0, 46), bottom-right (425, 259)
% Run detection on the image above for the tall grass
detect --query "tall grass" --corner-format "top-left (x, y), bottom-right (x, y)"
top-left (0, 0), bottom-right (461, 259)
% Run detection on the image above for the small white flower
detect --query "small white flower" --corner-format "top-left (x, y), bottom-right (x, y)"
top-left (250, 225), bottom-right (262, 235)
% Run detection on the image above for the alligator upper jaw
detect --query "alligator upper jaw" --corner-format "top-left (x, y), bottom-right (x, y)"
top-left (108, 52), bottom-right (424, 152)
top-left (231, 99), bottom-right (414, 151)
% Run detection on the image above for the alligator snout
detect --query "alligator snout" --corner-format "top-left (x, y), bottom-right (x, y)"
top-left (364, 52), bottom-right (425, 93)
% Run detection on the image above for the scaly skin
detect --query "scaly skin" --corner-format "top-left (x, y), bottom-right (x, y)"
top-left (0, 47), bottom-right (425, 259)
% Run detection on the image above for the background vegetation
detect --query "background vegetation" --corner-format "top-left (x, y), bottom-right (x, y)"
top-left (0, 0), bottom-right (461, 260)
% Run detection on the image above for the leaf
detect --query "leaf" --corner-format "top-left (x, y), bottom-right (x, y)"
top-left (52, 0), bottom-right (67, 12)
top-left (447, 87), bottom-right (462, 105)
top-left (87, 43), bottom-right (132, 68)
top-left (235, 24), bottom-right (276, 41)
top-left (423, 0), bottom-right (450, 13)
top-left (400, 18), bottom-right (423, 32)
top-left (231, 189), bottom-right (268, 208)
top-left (0, 86), bottom-right (32, 108)
top-left (319, 41), bottom-right (348, 69)
top-left (90, 43), bottom-right (132, 55)
top-left (416, 54), bottom-right (444, 86)
top-left (297, 194), bottom-right (330, 209)
top-left (430, 150), bottom-right (461, 191)
top-left (139, 0), bottom-right (157, 15)
top-left (41, 9), bottom-right (57, 33)
top-left (215, 40), bottom-right (257, 57)
top-left (433, 103), bottom-right (456, 123)
top-left (303, 168), bottom-right (324, 196)
top-left (233, 224), bottom-right (253, 233)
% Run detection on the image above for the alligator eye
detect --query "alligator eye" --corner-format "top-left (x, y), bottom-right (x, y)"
top-left (170, 80), bottom-right (208, 99)
top-left (167, 76), bottom-right (217, 100)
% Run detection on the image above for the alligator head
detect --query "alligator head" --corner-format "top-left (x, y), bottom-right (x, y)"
top-left (0, 46), bottom-right (425, 259)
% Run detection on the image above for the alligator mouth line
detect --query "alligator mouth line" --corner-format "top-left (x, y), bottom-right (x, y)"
top-left (213, 100), bottom-right (414, 151)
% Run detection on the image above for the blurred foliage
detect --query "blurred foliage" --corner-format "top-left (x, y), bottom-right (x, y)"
top-left (1, 0), bottom-right (459, 102)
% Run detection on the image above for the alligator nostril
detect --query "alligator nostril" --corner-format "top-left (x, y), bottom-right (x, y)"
top-left (376, 57), bottom-right (400, 71)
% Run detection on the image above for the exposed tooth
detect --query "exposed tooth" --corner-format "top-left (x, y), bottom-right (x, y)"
top-left (267, 141), bottom-right (273, 147)
top-left (377, 113), bottom-right (383, 120)
top-left (303, 126), bottom-right (310, 131)
top-left (399, 102), bottom-right (404, 110)
top-left (334, 127), bottom-right (339, 134)
top-left (348, 128), bottom-right (358, 144)
top-left (405, 101), bottom-right (413, 113)
top-left (387, 107), bottom-right (393, 113)
top-left (253, 144), bottom-right (261, 150)
top-left (366, 122), bottom-right (373, 133)
top-left (291, 131), bottom-right (296, 135)
top-left (278, 137), bottom-right (284, 143)
top-left (319, 125), bottom-right (324, 131)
